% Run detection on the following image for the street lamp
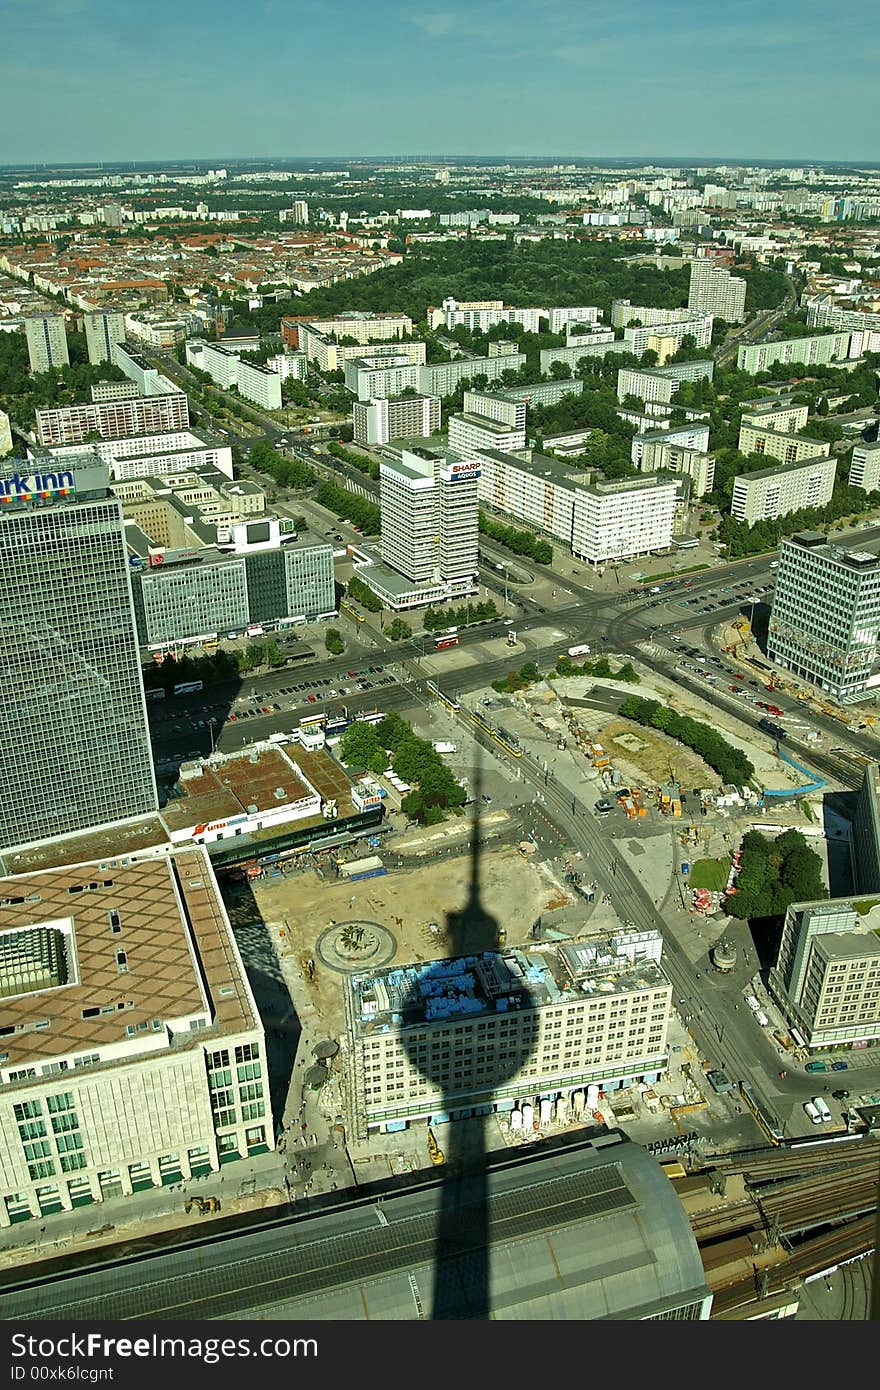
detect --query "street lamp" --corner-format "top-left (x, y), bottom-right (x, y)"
top-left (207, 718), bottom-right (218, 758)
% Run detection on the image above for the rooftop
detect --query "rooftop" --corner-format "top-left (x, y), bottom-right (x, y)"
top-left (734, 454), bottom-right (836, 484)
top-left (0, 847), bottom-right (254, 1073)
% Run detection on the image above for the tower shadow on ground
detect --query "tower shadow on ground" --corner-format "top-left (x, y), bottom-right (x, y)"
top-left (402, 754), bottom-right (536, 1318)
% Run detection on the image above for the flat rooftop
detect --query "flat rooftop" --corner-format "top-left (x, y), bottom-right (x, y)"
top-left (351, 946), bottom-right (669, 1037)
top-left (734, 454), bottom-right (835, 483)
top-left (0, 847), bottom-right (254, 1071)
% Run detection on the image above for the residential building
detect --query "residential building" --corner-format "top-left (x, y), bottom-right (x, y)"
top-left (633, 440), bottom-right (715, 497)
top-left (538, 335), bottom-right (625, 376)
top-left (343, 936), bottom-right (672, 1139)
top-left (345, 355), bottom-right (421, 401)
top-left (631, 422), bottom-right (710, 467)
top-left (447, 391), bottom-right (527, 457)
top-left (474, 448), bottom-right (676, 565)
top-left (0, 848), bottom-right (272, 1226)
top-left (361, 446), bottom-right (479, 609)
top-left (417, 353), bottom-right (527, 398)
top-left (730, 455), bottom-right (836, 523)
top-left (293, 200), bottom-right (309, 225)
top-left (36, 393), bottom-right (189, 447)
top-left (264, 353), bottom-right (308, 383)
top-left (686, 260), bottom-right (747, 322)
top-left (849, 441), bottom-right (880, 493)
top-left (622, 314), bottom-right (713, 356)
top-left (739, 399), bottom-right (808, 435)
top-left (83, 310), bottom-right (126, 365)
top-left (297, 315), bottom-right (416, 372)
top-left (769, 897), bottom-right (880, 1051)
top-left (352, 395), bottom-right (440, 447)
top-left (497, 378), bottom-right (585, 408)
top-left (34, 428), bottom-right (233, 482)
top-left (737, 423), bottom-right (831, 465)
top-left (610, 300), bottom-right (705, 330)
top-left (111, 342), bottom-right (178, 397)
top-left (185, 342), bottom-right (282, 411)
top-left (767, 531), bottom-right (880, 700)
top-left (736, 332), bottom-right (851, 374)
top-left (236, 359), bottom-right (282, 411)
top-left (616, 361), bottom-right (714, 406)
top-left (0, 451), bottom-right (157, 854)
top-left (806, 295), bottom-right (880, 336)
top-left (91, 380), bottom-right (141, 403)
top-left (24, 314), bottom-right (69, 372)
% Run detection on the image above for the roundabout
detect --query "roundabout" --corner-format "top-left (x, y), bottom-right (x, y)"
top-left (316, 919), bottom-right (398, 974)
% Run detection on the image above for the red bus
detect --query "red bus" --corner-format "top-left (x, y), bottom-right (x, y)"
top-left (435, 636), bottom-right (460, 650)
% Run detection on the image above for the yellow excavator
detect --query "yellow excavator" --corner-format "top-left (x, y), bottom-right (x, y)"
top-left (427, 1128), bottom-right (445, 1166)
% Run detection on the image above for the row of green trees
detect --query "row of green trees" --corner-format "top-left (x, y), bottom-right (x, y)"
top-left (0, 332), bottom-right (128, 430)
top-left (725, 829), bottom-right (825, 922)
top-left (423, 600), bottom-right (499, 631)
top-left (618, 695), bottom-right (755, 786)
top-left (491, 655), bottom-right (639, 693)
top-left (248, 440), bottom-right (315, 489)
top-left (314, 480), bottom-right (381, 533)
top-left (327, 439), bottom-right (380, 480)
top-left (347, 575), bottom-right (383, 612)
top-left (478, 512), bottom-right (553, 564)
top-left (338, 712), bottom-right (466, 825)
top-left (141, 642), bottom-right (286, 693)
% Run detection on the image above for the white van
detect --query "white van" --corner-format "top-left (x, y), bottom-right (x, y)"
top-left (813, 1096), bottom-right (832, 1122)
top-left (803, 1100), bottom-right (822, 1125)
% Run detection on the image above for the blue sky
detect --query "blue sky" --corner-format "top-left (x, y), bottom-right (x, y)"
top-left (1, 0), bottom-right (877, 164)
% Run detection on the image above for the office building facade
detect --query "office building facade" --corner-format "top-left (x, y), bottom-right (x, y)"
top-left (767, 531), bottom-right (880, 699)
top-left (769, 897), bottom-right (880, 1052)
top-left (352, 395), bottom-right (441, 447)
top-left (36, 393), bottom-right (190, 447)
top-left (0, 849), bottom-right (272, 1226)
top-left (730, 455), bottom-right (836, 523)
top-left (0, 452), bottom-right (158, 853)
top-left (25, 314), bottom-right (69, 372)
top-left (344, 939), bottom-right (672, 1139)
top-left (84, 310), bottom-right (126, 365)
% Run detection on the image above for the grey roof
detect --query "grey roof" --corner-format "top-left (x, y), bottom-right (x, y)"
top-left (0, 1132), bottom-right (711, 1321)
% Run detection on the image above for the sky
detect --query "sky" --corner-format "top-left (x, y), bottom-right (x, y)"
top-left (1, 0), bottom-right (878, 165)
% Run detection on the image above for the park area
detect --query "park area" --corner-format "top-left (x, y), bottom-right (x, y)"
top-left (688, 857), bottom-right (731, 891)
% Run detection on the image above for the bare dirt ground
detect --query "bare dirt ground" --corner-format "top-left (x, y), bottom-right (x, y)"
top-left (595, 716), bottom-right (721, 790)
top-left (249, 848), bottom-right (572, 1037)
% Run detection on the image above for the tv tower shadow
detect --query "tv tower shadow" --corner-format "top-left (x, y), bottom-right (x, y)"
top-left (402, 753), bottom-right (536, 1318)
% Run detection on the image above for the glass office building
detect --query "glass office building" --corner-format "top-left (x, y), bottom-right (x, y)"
top-left (0, 452), bottom-right (158, 851)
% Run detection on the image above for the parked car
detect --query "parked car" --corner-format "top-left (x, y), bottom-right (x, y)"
top-left (831, 1061), bottom-right (849, 1071)
top-left (805, 1060), bottom-right (828, 1073)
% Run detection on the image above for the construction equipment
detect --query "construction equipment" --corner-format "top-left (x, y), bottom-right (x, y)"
top-left (185, 1196), bottom-right (221, 1215)
top-left (427, 1128), bottom-right (445, 1166)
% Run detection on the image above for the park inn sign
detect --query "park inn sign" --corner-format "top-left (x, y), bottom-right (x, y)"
top-left (0, 469), bottom-right (75, 502)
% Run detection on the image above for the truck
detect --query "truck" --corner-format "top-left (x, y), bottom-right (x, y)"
top-left (803, 1100), bottom-right (822, 1125)
top-left (813, 1096), bottom-right (832, 1122)
top-left (432, 741), bottom-right (458, 754)
top-left (758, 716), bottom-right (787, 740)
top-left (567, 643), bottom-right (591, 658)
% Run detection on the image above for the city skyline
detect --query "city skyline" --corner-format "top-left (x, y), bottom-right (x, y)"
top-left (1, 0), bottom-right (878, 164)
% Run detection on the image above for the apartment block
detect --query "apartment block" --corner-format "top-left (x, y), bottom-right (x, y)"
top-left (474, 448), bottom-right (676, 565)
top-left (83, 310), bottom-right (126, 365)
top-left (447, 390), bottom-right (527, 457)
top-left (633, 440), bottom-right (715, 497)
top-left (498, 379), bottom-right (585, 408)
top-left (616, 360), bottom-right (714, 405)
top-left (730, 455), bottom-right (836, 523)
top-left (24, 314), bottom-right (69, 372)
top-left (91, 380), bottom-right (140, 403)
top-left (236, 359), bottom-right (282, 411)
top-left (111, 341), bottom-right (178, 397)
top-left (352, 395), bottom-right (441, 447)
top-left (686, 260), bottom-right (747, 322)
top-left (344, 938), bottom-right (672, 1138)
top-left (736, 332), bottom-right (851, 374)
top-left (185, 341), bottom-right (282, 410)
top-left (622, 314), bottom-right (713, 356)
top-left (849, 441), bottom-right (880, 493)
top-left (344, 356), bottom-right (422, 401)
top-left (738, 423), bottom-right (831, 465)
top-left (36, 393), bottom-right (189, 447)
top-left (769, 897), bottom-right (880, 1051)
top-left (417, 354), bottom-right (527, 397)
top-left (767, 531), bottom-right (880, 699)
top-left (538, 335), bottom-right (624, 376)
top-left (0, 849), bottom-right (272, 1226)
top-left (739, 399), bottom-right (809, 435)
top-left (34, 428), bottom-right (233, 482)
top-left (265, 353), bottom-right (308, 383)
top-left (298, 318), bottom-right (421, 372)
top-left (631, 422), bottom-right (710, 467)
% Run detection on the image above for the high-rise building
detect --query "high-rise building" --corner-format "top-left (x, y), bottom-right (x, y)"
top-left (352, 395), bottom-right (440, 447)
top-left (0, 408), bottom-right (12, 459)
top-left (767, 531), bottom-right (880, 699)
top-left (0, 451), bottom-right (158, 853)
top-left (769, 897), bottom-right (880, 1051)
top-left (24, 314), bottom-right (69, 373)
top-left (36, 393), bottom-right (189, 447)
top-left (687, 260), bottom-right (747, 322)
top-left (737, 422), bottom-right (831, 466)
top-left (447, 390), bottom-right (527, 457)
top-left (849, 441), bottom-right (880, 493)
top-left (293, 199), bottom-right (308, 225)
top-left (736, 331), bottom-right (851, 374)
top-left (83, 310), bottom-right (126, 365)
top-left (730, 455), bottom-right (836, 523)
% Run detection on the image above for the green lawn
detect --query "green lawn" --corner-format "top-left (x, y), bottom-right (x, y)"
top-left (688, 857), bottom-right (731, 891)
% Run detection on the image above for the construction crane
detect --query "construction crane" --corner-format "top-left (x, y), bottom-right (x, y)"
top-left (427, 1128), bottom-right (445, 1166)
